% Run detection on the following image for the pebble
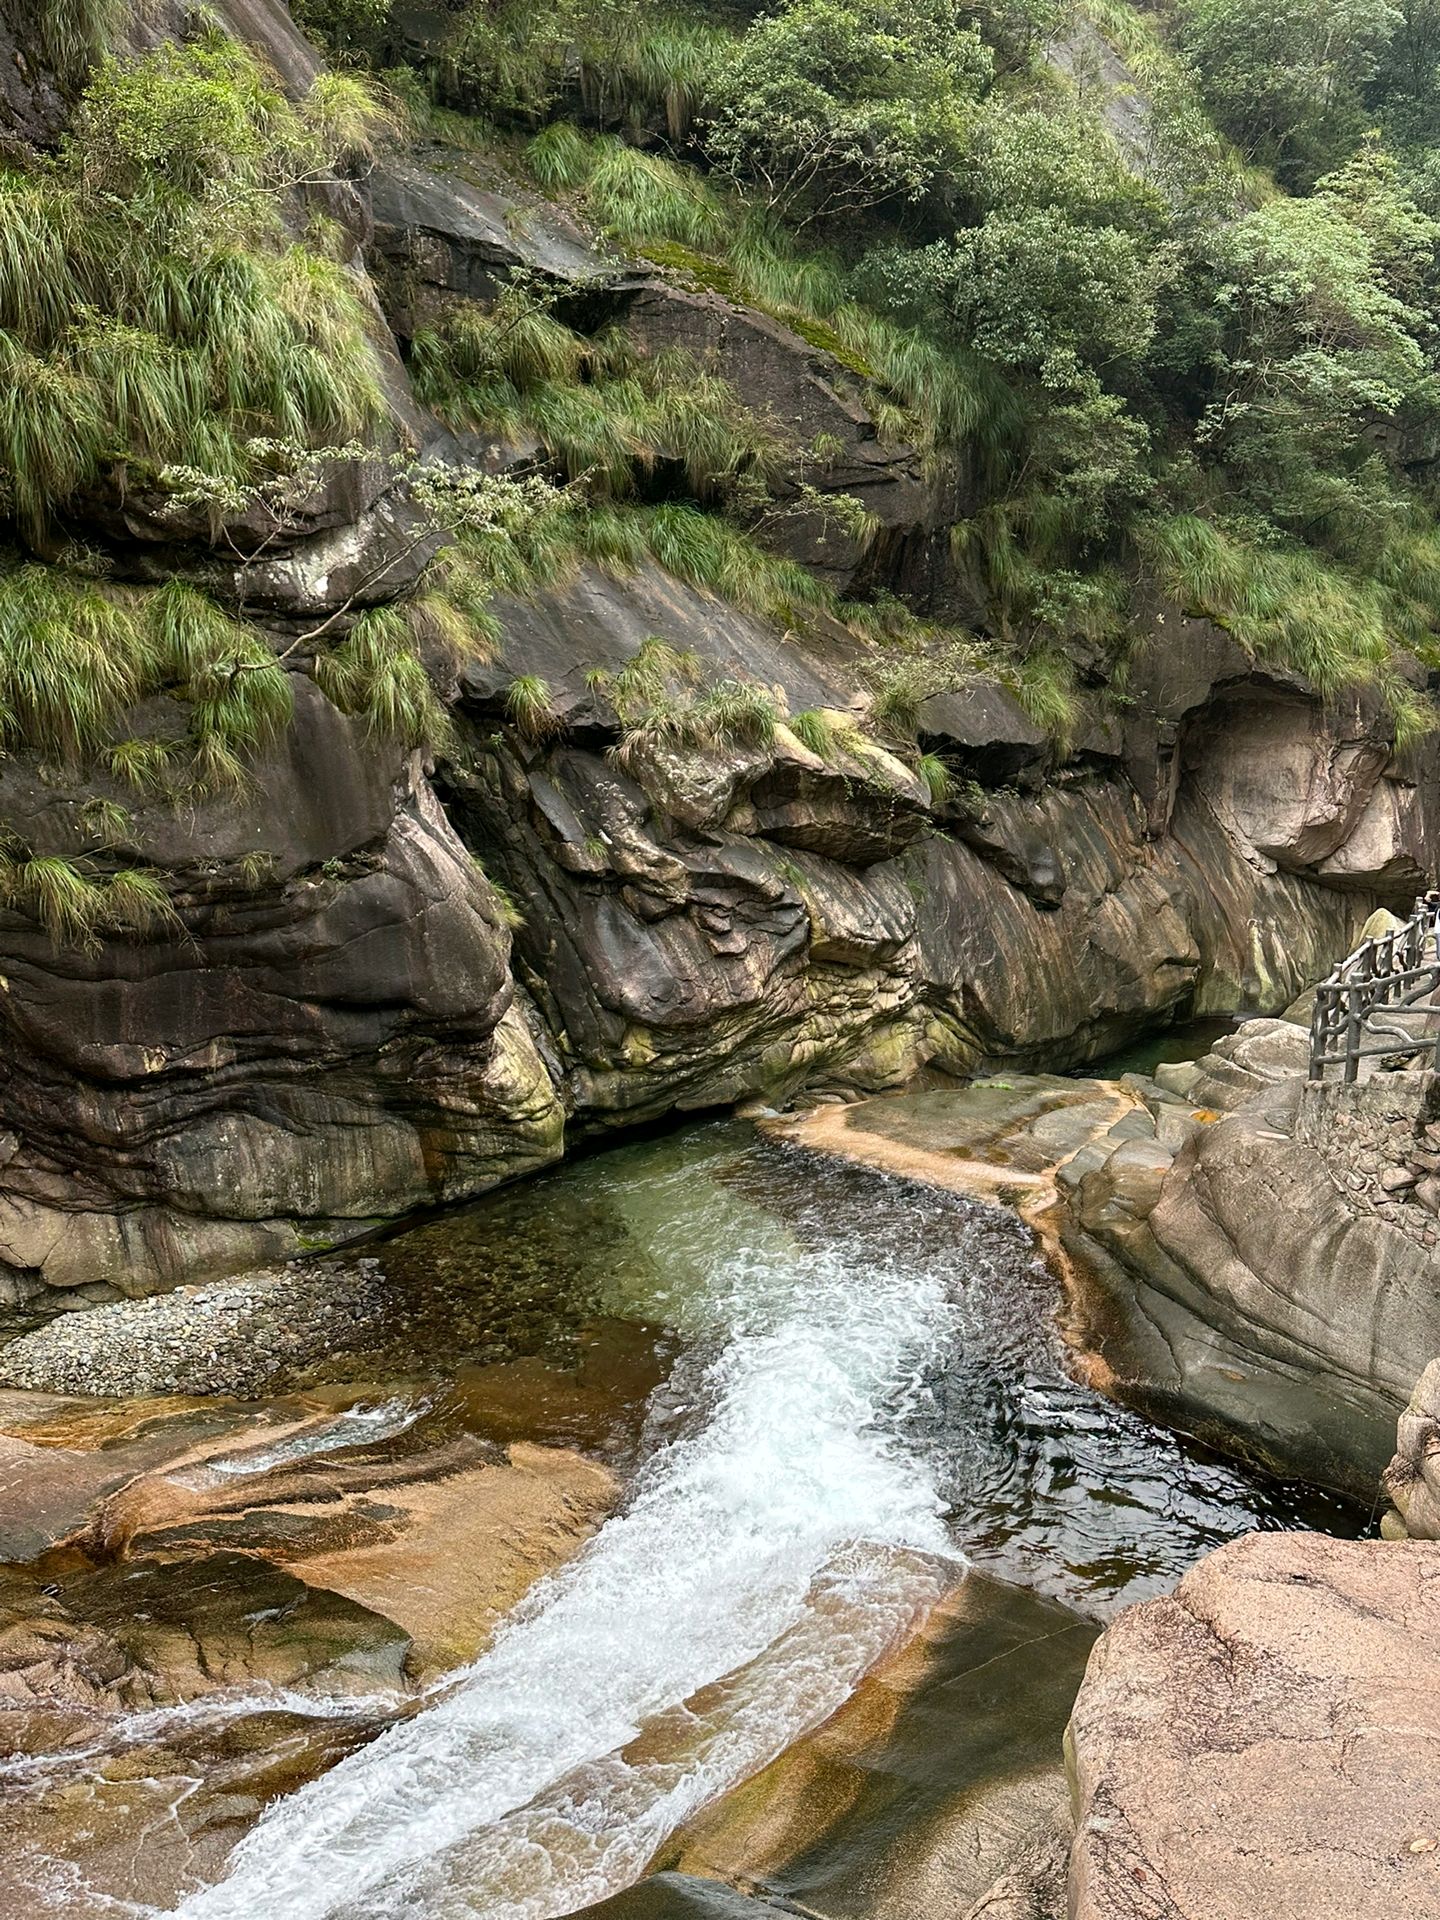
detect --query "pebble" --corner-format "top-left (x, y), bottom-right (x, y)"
top-left (0, 1264), bottom-right (390, 1399)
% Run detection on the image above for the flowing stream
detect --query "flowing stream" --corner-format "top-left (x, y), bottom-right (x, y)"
top-left (0, 1122), bottom-right (1355, 1919)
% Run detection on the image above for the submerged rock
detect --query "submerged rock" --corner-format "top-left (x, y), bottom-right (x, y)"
top-left (1066, 1532), bottom-right (1440, 1920)
top-left (663, 1574), bottom-right (1094, 1920)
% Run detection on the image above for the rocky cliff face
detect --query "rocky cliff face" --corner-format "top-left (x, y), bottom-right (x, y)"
top-left (0, 6), bottom-right (1435, 1310)
top-left (1057, 1021), bottom-right (1440, 1494)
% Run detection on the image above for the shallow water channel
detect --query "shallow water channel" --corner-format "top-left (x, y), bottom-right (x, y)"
top-left (0, 1120), bottom-right (1357, 1918)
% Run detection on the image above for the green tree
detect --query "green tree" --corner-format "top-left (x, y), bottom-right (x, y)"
top-left (907, 211), bottom-right (1163, 372)
top-left (703, 0), bottom-right (993, 226)
top-left (1193, 155), bottom-right (1439, 529)
top-left (1178, 0), bottom-right (1401, 183)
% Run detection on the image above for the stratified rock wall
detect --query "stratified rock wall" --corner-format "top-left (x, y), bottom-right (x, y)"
top-left (0, 0), bottom-right (1434, 1307)
top-left (1059, 1028), bottom-right (1440, 1492)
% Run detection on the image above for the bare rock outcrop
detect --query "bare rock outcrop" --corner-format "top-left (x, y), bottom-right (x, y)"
top-left (1383, 1358), bottom-right (1440, 1538)
top-left (1066, 1531), bottom-right (1440, 1920)
top-left (0, 682), bottom-right (564, 1308)
top-left (1061, 1038), bottom-right (1440, 1492)
top-left (0, 0), bottom-right (1432, 1309)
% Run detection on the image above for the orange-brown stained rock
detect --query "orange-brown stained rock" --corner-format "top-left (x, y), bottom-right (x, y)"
top-left (1067, 1531), bottom-right (1440, 1920)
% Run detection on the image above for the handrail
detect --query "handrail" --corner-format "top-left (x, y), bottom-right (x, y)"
top-left (1308, 900), bottom-right (1440, 1082)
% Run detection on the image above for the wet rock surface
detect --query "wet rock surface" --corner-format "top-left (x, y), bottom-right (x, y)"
top-left (1066, 1531), bottom-right (1440, 1920)
top-left (1060, 1035), bottom-right (1440, 1494)
top-left (777, 1043), bottom-right (1438, 1497)
top-left (663, 1575), bottom-right (1094, 1920)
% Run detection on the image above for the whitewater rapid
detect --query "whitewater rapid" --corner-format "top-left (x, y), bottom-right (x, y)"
top-left (173, 1182), bottom-right (966, 1920)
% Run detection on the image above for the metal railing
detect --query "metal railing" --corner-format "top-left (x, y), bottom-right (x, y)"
top-left (1309, 900), bottom-right (1440, 1082)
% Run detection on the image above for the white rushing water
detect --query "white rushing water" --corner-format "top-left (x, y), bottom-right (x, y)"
top-left (171, 1175), bottom-right (966, 1920)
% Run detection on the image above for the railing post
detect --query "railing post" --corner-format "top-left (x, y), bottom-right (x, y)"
top-left (1345, 981), bottom-right (1362, 1084)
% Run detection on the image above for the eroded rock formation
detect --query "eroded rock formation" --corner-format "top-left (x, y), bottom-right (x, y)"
top-left (1, 0), bottom-right (1436, 1309)
top-left (1059, 1032), bottom-right (1440, 1492)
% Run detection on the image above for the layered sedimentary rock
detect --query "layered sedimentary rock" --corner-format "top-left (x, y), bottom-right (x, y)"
top-left (0, 692), bottom-right (563, 1308)
top-left (1, 1), bottom-right (1435, 1306)
top-left (1058, 1026), bottom-right (1440, 1492)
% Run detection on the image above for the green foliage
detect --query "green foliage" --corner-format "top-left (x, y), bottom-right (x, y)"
top-left (34, 0), bottom-right (119, 77)
top-left (901, 213), bottom-right (1164, 373)
top-left (504, 673), bottom-right (562, 738)
top-left (704, 0), bottom-right (993, 225)
top-left (640, 504), bottom-right (829, 623)
top-left (868, 659), bottom-right (937, 735)
top-left (0, 851), bottom-right (178, 950)
top-left (916, 750), bottom-right (952, 804)
top-left (0, 568), bottom-right (292, 788)
top-left (1006, 647), bottom-right (1079, 743)
top-left (1178, 0), bottom-right (1402, 184)
top-left (1138, 512), bottom-right (1413, 699)
top-left (1191, 150), bottom-right (1439, 527)
top-left (610, 670), bottom-right (779, 767)
top-left (789, 707), bottom-right (841, 758)
top-left (412, 289), bottom-right (787, 506)
top-left (0, 35), bottom-right (386, 537)
top-left (582, 140), bottom-right (726, 248)
top-left (447, 0), bottom-right (726, 130)
top-left (313, 607), bottom-right (451, 748)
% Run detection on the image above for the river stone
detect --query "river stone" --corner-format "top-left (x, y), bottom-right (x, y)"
top-left (0, 1550), bottom-right (411, 1712)
top-left (1066, 1532), bottom-right (1440, 1920)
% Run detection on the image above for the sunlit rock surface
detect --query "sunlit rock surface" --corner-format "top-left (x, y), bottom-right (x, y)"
top-left (1066, 1532), bottom-right (1440, 1920)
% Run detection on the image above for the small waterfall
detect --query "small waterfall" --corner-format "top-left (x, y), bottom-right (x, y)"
top-left (172, 1210), bottom-right (966, 1920)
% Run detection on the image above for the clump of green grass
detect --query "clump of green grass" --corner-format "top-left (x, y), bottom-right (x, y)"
top-left (0, 567), bottom-right (294, 789)
top-left (611, 672), bottom-right (779, 768)
top-left (789, 707), bottom-right (838, 759)
top-left (35, 0), bottom-right (119, 75)
top-left (504, 672), bottom-right (562, 739)
top-left (640, 503), bottom-right (828, 624)
top-left (313, 606), bottom-right (452, 749)
top-left (412, 291), bottom-right (785, 506)
top-left (587, 634), bottom-right (700, 722)
top-left (1139, 512), bottom-right (1403, 700)
top-left (582, 139), bottom-right (726, 249)
top-left (868, 660), bottom-right (937, 737)
top-left (0, 850), bottom-right (178, 950)
top-left (0, 35), bottom-right (387, 537)
top-left (1006, 647), bottom-right (1079, 745)
top-left (916, 751), bottom-right (953, 805)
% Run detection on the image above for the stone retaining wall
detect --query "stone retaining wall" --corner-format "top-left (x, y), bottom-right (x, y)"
top-left (1296, 1070), bottom-right (1440, 1250)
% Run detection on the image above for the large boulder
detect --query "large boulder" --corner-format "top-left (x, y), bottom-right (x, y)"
top-left (614, 279), bottom-right (943, 594)
top-left (1067, 1532), bottom-right (1440, 1920)
top-left (367, 146), bottom-right (616, 333)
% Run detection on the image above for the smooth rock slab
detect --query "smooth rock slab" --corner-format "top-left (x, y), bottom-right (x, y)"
top-left (1067, 1531), bottom-right (1440, 1920)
